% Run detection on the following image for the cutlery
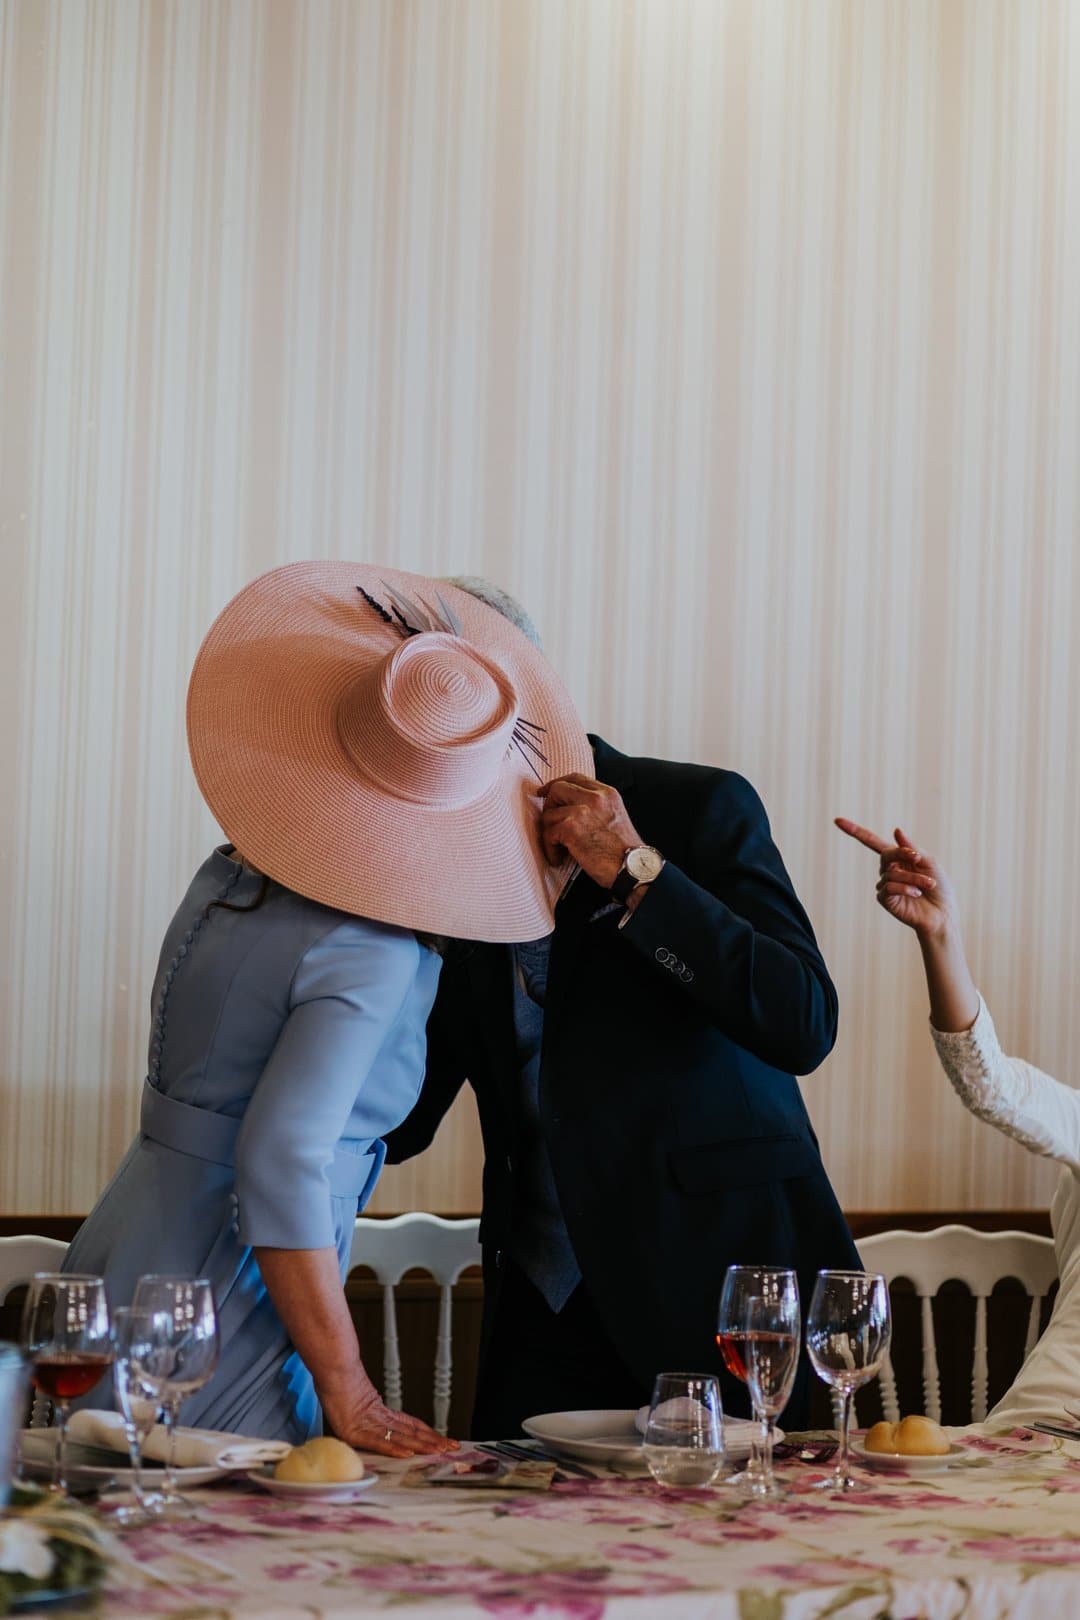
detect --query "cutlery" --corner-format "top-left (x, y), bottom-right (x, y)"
top-left (1031, 1421), bottom-right (1080, 1442)
top-left (484, 1439), bottom-right (598, 1479)
top-left (21, 1435), bottom-right (164, 1469)
top-left (773, 1440), bottom-right (838, 1464)
top-left (475, 1441), bottom-right (574, 1482)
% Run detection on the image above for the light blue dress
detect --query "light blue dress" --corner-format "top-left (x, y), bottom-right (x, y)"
top-left (64, 847), bottom-right (441, 1442)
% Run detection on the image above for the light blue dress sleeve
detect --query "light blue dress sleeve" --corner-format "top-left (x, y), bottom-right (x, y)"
top-left (234, 919), bottom-right (422, 1249)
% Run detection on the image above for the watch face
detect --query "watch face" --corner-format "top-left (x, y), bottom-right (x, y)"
top-left (626, 845), bottom-right (663, 883)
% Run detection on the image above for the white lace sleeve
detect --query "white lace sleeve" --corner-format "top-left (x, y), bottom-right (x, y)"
top-left (931, 997), bottom-right (1080, 1176)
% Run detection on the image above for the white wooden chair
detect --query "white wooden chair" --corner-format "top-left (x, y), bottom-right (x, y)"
top-left (0, 1236), bottom-right (69, 1304)
top-left (858, 1225), bottom-right (1057, 1423)
top-left (0, 1235), bottom-right (70, 1426)
top-left (348, 1214), bottom-right (481, 1435)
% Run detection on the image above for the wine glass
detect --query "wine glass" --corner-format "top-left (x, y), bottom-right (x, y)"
top-left (806, 1270), bottom-right (891, 1491)
top-left (130, 1276), bottom-right (219, 1519)
top-left (643, 1373), bottom-right (724, 1487)
top-left (111, 1307), bottom-right (167, 1526)
top-left (20, 1274), bottom-right (113, 1496)
top-left (716, 1266), bottom-right (799, 1497)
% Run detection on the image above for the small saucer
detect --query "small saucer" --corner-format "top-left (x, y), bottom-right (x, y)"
top-left (855, 1440), bottom-right (967, 1472)
top-left (245, 1466), bottom-right (377, 1502)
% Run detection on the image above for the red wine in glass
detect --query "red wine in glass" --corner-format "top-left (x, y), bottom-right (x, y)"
top-left (20, 1274), bottom-right (112, 1495)
top-left (32, 1353), bottom-right (113, 1403)
top-left (716, 1266), bottom-right (801, 1499)
top-left (716, 1329), bottom-right (797, 1385)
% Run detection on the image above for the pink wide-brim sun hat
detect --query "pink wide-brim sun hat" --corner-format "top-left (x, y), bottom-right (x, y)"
top-left (186, 562), bottom-right (593, 942)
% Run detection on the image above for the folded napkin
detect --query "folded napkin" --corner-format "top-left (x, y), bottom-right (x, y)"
top-left (636, 1400), bottom-right (711, 1434)
top-left (67, 1409), bottom-right (291, 1470)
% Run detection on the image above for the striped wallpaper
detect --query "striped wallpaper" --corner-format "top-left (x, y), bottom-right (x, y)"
top-left (2, 0), bottom-right (1079, 1218)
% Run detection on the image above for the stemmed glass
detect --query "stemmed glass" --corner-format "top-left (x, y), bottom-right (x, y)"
top-left (130, 1276), bottom-right (219, 1519)
top-left (21, 1275), bottom-right (113, 1496)
top-left (716, 1266), bottom-right (800, 1498)
top-left (806, 1270), bottom-right (891, 1491)
top-left (110, 1307), bottom-right (167, 1525)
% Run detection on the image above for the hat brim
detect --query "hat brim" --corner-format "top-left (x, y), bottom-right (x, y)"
top-left (186, 562), bottom-right (593, 941)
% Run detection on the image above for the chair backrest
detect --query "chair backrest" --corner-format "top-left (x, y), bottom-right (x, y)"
top-left (0, 1235), bottom-right (71, 1427)
top-left (858, 1225), bottom-right (1057, 1423)
top-left (348, 1214), bottom-right (481, 1435)
top-left (0, 1236), bottom-right (69, 1305)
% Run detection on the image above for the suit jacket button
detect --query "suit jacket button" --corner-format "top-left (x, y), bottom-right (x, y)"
top-left (495, 1248), bottom-right (504, 1269)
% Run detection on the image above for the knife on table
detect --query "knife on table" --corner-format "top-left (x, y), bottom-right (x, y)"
top-left (478, 1439), bottom-right (598, 1479)
top-left (1031, 1420), bottom-right (1080, 1442)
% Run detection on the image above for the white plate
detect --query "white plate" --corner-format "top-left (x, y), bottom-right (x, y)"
top-left (521, 1409), bottom-right (641, 1464)
top-left (521, 1409), bottom-right (775, 1465)
top-left (19, 1429), bottom-right (228, 1491)
top-left (245, 1465), bottom-right (378, 1502)
top-left (855, 1439), bottom-right (968, 1472)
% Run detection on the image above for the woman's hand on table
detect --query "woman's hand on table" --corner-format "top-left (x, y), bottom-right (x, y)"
top-left (320, 1374), bottom-right (459, 1458)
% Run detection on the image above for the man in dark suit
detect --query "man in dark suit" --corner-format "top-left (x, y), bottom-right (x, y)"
top-left (386, 600), bottom-right (859, 1437)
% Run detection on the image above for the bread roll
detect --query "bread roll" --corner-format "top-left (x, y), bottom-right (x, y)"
top-left (864, 1415), bottom-right (950, 1456)
top-left (273, 1437), bottom-right (366, 1483)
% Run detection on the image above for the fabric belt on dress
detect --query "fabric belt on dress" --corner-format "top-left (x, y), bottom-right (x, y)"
top-left (139, 1078), bottom-right (384, 1202)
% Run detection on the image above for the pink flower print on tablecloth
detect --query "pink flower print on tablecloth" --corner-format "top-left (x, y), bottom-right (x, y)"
top-left (264, 1561), bottom-right (317, 1580)
top-left (885, 1536), bottom-right (952, 1559)
top-left (595, 1542), bottom-right (674, 1563)
top-left (338, 1556), bottom-right (691, 1616)
top-left (213, 1496), bottom-right (405, 1536)
top-left (753, 1556), bottom-right (882, 1584)
top-left (494, 1477), bottom-right (710, 1530)
top-left (961, 1535), bottom-right (1080, 1567)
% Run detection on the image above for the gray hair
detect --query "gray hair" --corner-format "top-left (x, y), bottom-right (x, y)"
top-left (441, 575), bottom-right (543, 650)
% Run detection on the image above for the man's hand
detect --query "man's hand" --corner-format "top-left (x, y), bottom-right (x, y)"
top-left (540, 773), bottom-right (643, 887)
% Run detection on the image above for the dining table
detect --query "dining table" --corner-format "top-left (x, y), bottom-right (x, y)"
top-left (44, 1426), bottom-right (1080, 1619)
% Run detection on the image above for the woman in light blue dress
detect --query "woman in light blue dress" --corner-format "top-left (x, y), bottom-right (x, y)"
top-left (64, 563), bottom-right (591, 1450)
top-left (66, 850), bottom-right (442, 1450)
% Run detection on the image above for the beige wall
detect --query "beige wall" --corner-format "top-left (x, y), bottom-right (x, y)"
top-left (2, 0), bottom-right (1079, 1217)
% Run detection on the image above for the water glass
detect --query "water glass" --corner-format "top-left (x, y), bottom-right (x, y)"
top-left (0, 1345), bottom-right (28, 1506)
top-left (806, 1270), bottom-right (891, 1491)
top-left (111, 1307), bottom-right (167, 1525)
top-left (643, 1373), bottom-right (724, 1487)
top-left (717, 1265), bottom-right (800, 1497)
top-left (21, 1275), bottom-right (112, 1496)
top-left (130, 1276), bottom-right (219, 1518)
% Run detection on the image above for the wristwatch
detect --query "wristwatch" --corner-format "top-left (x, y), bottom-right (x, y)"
top-left (609, 845), bottom-right (665, 904)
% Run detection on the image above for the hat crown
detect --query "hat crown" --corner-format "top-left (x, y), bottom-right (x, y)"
top-left (337, 632), bottom-right (519, 808)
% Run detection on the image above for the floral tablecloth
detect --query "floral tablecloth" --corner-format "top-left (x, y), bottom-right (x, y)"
top-left (73, 1430), bottom-right (1080, 1619)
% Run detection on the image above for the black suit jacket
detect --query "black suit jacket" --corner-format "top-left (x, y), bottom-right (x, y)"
top-left (385, 736), bottom-right (860, 1423)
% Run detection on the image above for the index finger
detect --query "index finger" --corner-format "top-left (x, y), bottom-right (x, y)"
top-left (540, 773), bottom-right (602, 801)
top-left (834, 817), bottom-right (891, 856)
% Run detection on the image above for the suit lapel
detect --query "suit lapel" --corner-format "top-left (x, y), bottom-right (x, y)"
top-left (587, 733), bottom-right (636, 800)
top-left (542, 736), bottom-right (637, 1065)
top-left (469, 739), bottom-right (638, 1107)
top-left (463, 943), bottom-right (519, 1140)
